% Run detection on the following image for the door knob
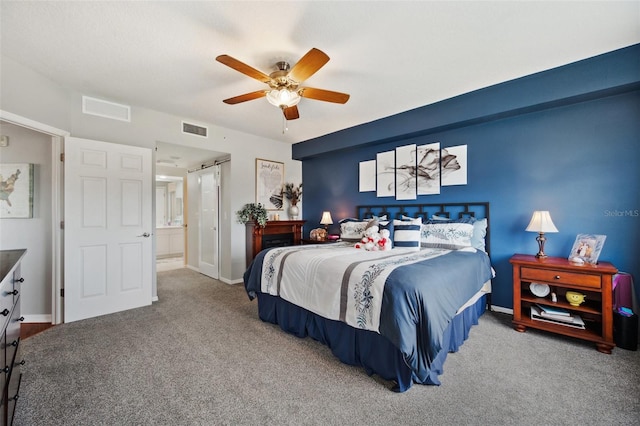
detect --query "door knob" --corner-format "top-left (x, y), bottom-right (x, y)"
top-left (137, 232), bottom-right (151, 238)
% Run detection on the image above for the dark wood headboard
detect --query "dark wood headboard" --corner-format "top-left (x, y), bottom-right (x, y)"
top-left (355, 202), bottom-right (490, 255)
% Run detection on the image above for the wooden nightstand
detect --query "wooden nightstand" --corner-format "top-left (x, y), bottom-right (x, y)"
top-left (510, 254), bottom-right (618, 353)
top-left (301, 238), bottom-right (340, 245)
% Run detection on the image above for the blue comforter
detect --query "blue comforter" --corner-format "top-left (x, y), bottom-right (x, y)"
top-left (244, 246), bottom-right (493, 385)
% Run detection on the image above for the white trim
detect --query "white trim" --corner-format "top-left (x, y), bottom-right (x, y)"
top-left (491, 305), bottom-right (513, 315)
top-left (0, 110), bottom-right (70, 137)
top-left (185, 265), bottom-right (240, 285)
top-left (52, 136), bottom-right (64, 324)
top-left (186, 264), bottom-right (200, 273)
top-left (219, 276), bottom-right (243, 285)
top-left (0, 110), bottom-right (68, 325)
top-left (21, 314), bottom-right (53, 324)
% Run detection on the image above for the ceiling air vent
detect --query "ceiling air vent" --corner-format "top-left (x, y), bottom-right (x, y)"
top-left (82, 96), bottom-right (131, 122)
top-left (182, 121), bottom-right (208, 138)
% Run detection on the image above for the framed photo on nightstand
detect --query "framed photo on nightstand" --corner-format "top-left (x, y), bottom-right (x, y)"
top-left (568, 234), bottom-right (606, 265)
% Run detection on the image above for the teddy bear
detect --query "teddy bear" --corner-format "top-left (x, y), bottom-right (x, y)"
top-left (354, 226), bottom-right (392, 251)
top-left (354, 225), bottom-right (379, 250)
top-left (377, 228), bottom-right (392, 251)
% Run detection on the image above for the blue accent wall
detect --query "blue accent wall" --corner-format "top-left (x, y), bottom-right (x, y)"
top-left (294, 44), bottom-right (640, 309)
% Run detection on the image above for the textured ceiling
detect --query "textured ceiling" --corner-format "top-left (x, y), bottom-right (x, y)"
top-left (1, 1), bottom-right (639, 146)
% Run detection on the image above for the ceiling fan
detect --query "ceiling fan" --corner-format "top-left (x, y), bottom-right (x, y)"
top-left (216, 48), bottom-right (350, 120)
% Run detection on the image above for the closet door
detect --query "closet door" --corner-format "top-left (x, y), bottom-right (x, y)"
top-left (198, 166), bottom-right (219, 279)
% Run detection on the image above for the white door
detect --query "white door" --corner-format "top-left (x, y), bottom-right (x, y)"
top-left (198, 167), bottom-right (219, 279)
top-left (64, 137), bottom-right (153, 322)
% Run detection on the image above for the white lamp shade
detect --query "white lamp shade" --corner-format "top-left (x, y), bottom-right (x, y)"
top-left (320, 211), bottom-right (333, 225)
top-left (525, 211), bottom-right (558, 233)
top-left (266, 89), bottom-right (301, 108)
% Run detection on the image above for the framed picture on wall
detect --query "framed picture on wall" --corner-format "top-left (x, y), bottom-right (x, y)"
top-left (568, 234), bottom-right (606, 265)
top-left (417, 142), bottom-right (441, 195)
top-left (376, 150), bottom-right (395, 197)
top-left (395, 144), bottom-right (417, 200)
top-left (441, 145), bottom-right (467, 186)
top-left (359, 160), bottom-right (376, 192)
top-left (255, 158), bottom-right (284, 210)
top-left (0, 163), bottom-right (34, 219)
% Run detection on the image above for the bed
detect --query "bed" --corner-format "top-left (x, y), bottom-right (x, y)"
top-left (243, 202), bottom-right (493, 392)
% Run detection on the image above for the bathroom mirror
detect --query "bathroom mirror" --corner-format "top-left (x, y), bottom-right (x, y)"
top-left (156, 176), bottom-right (184, 227)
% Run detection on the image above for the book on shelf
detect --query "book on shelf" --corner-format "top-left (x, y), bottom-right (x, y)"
top-left (537, 312), bottom-right (581, 324)
top-left (530, 306), bottom-right (585, 329)
top-left (536, 303), bottom-right (571, 317)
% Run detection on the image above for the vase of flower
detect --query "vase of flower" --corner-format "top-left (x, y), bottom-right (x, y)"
top-left (288, 204), bottom-right (299, 220)
top-left (282, 182), bottom-right (302, 220)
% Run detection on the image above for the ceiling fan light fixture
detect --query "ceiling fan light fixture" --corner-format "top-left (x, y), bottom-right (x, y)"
top-left (266, 88), bottom-right (300, 108)
top-left (217, 48), bottom-right (349, 121)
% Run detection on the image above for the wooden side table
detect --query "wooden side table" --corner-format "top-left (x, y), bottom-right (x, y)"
top-left (510, 254), bottom-right (618, 353)
top-left (301, 238), bottom-right (340, 245)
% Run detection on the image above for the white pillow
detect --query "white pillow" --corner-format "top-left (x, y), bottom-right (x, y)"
top-left (428, 215), bottom-right (487, 251)
top-left (393, 217), bottom-right (422, 250)
top-left (340, 220), bottom-right (369, 241)
top-left (421, 222), bottom-right (474, 249)
top-left (470, 218), bottom-right (487, 252)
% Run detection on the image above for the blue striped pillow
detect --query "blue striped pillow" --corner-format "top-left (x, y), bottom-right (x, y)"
top-left (392, 217), bottom-right (422, 250)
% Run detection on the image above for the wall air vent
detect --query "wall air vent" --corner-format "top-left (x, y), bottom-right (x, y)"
top-left (182, 121), bottom-right (208, 138)
top-left (82, 96), bottom-right (131, 122)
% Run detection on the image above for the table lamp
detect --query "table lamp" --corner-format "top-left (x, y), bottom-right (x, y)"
top-left (320, 211), bottom-right (333, 232)
top-left (525, 210), bottom-right (558, 258)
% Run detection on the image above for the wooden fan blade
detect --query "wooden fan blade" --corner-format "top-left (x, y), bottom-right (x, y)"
top-left (299, 87), bottom-right (350, 104)
top-left (222, 90), bottom-right (267, 105)
top-left (216, 55), bottom-right (272, 84)
top-left (288, 48), bottom-right (330, 83)
top-left (283, 105), bottom-right (300, 120)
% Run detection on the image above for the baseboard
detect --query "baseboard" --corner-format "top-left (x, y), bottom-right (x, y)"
top-left (491, 305), bottom-right (513, 315)
top-left (182, 265), bottom-right (242, 285)
top-left (22, 314), bottom-right (52, 323)
top-left (219, 276), bottom-right (243, 285)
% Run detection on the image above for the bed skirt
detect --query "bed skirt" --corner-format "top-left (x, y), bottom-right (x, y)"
top-left (256, 292), bottom-right (486, 392)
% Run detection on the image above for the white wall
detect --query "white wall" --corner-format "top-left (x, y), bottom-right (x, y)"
top-left (1, 55), bottom-right (302, 318)
top-left (0, 122), bottom-right (53, 321)
top-left (0, 56), bottom-right (71, 131)
top-left (67, 94), bottom-right (301, 283)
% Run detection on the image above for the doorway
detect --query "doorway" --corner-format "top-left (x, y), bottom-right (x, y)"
top-left (155, 175), bottom-right (185, 272)
top-left (155, 141), bottom-right (227, 279)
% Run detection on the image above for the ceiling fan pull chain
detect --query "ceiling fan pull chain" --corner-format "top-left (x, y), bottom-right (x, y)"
top-left (282, 113), bottom-right (289, 134)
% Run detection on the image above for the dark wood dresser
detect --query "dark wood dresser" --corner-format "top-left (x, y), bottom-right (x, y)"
top-left (0, 249), bottom-right (26, 426)
top-left (245, 220), bottom-right (306, 267)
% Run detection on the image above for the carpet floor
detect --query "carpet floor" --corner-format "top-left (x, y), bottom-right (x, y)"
top-left (14, 268), bottom-right (640, 425)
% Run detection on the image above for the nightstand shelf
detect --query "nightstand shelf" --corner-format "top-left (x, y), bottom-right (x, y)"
top-left (510, 254), bottom-right (618, 354)
top-left (520, 295), bottom-right (602, 316)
